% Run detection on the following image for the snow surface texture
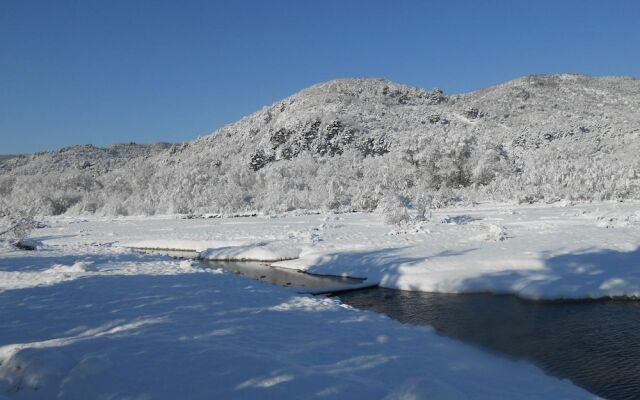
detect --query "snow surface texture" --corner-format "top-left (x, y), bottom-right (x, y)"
top-left (8, 201), bottom-right (637, 301)
top-left (128, 202), bottom-right (637, 300)
top-left (199, 241), bottom-right (301, 261)
top-left (2, 74), bottom-right (639, 216)
top-left (0, 216), bottom-right (598, 399)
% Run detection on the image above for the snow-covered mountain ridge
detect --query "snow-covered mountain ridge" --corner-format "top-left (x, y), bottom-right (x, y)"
top-left (1, 74), bottom-right (639, 216)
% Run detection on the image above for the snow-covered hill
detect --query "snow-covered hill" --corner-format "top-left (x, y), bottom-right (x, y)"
top-left (0, 143), bottom-right (172, 176)
top-left (1, 74), bottom-right (639, 216)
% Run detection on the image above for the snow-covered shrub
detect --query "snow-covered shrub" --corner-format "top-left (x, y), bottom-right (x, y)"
top-left (379, 193), bottom-right (432, 227)
top-left (379, 194), bottom-right (411, 226)
top-left (486, 224), bottom-right (508, 241)
top-left (0, 216), bottom-right (38, 249)
top-left (411, 193), bottom-right (433, 222)
top-left (249, 150), bottom-right (273, 171)
top-left (464, 107), bottom-right (483, 120)
top-left (0, 176), bottom-right (15, 197)
top-left (428, 88), bottom-right (446, 104)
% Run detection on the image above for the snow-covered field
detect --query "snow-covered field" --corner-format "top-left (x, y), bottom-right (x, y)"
top-left (2, 200), bottom-right (639, 398)
top-left (122, 201), bottom-right (640, 300)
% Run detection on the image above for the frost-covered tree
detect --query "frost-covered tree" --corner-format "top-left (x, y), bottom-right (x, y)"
top-left (0, 216), bottom-right (38, 249)
top-left (1, 74), bottom-right (639, 217)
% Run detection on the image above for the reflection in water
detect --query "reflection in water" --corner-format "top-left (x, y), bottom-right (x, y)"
top-left (337, 288), bottom-right (640, 400)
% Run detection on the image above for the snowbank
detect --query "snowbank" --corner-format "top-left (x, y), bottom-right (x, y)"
top-left (124, 239), bottom-right (247, 252)
top-left (125, 238), bottom-right (302, 262)
top-left (0, 245), bottom-right (595, 399)
top-left (35, 202), bottom-right (640, 300)
top-left (199, 241), bottom-right (301, 262)
top-left (276, 203), bottom-right (640, 301)
top-left (0, 251), bottom-right (207, 293)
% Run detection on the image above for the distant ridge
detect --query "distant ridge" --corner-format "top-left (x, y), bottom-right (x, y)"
top-left (1, 74), bottom-right (639, 216)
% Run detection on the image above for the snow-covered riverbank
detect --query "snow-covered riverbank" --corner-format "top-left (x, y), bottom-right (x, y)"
top-left (2, 200), bottom-right (638, 398)
top-left (116, 201), bottom-right (640, 301)
top-left (0, 245), bottom-right (593, 398)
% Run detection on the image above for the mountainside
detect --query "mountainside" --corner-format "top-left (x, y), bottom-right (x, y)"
top-left (0, 143), bottom-right (172, 176)
top-left (1, 74), bottom-right (639, 217)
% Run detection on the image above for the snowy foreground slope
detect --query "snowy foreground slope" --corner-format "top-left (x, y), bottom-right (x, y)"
top-left (0, 208), bottom-right (614, 398)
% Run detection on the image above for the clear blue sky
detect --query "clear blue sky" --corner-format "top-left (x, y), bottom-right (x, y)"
top-left (1, 0), bottom-right (639, 154)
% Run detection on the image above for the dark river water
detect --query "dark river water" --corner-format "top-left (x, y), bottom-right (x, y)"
top-left (337, 288), bottom-right (640, 400)
top-left (137, 249), bottom-right (639, 399)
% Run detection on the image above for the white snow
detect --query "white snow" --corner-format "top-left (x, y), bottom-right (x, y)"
top-left (2, 200), bottom-right (639, 397)
top-left (75, 201), bottom-right (640, 301)
top-left (272, 203), bottom-right (640, 300)
top-left (124, 239), bottom-right (247, 252)
top-left (0, 236), bottom-right (595, 399)
top-left (199, 241), bottom-right (301, 261)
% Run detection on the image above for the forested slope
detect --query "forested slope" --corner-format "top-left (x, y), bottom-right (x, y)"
top-left (1, 74), bottom-right (639, 216)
